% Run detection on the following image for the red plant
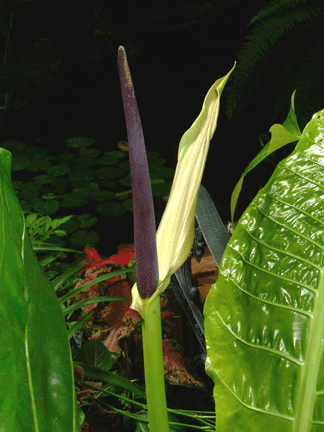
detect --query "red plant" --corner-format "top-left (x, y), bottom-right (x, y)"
top-left (71, 244), bottom-right (205, 389)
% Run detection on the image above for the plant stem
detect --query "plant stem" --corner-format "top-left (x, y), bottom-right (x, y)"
top-left (142, 295), bottom-right (169, 432)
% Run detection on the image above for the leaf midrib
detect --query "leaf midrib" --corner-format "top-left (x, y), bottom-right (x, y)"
top-left (294, 269), bottom-right (324, 431)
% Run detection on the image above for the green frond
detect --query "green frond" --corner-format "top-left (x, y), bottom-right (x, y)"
top-left (225, 6), bottom-right (324, 120)
top-left (248, 0), bottom-right (323, 25)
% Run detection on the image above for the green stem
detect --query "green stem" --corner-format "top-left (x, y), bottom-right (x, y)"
top-left (142, 295), bottom-right (169, 432)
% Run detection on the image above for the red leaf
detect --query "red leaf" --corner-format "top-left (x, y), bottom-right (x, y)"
top-left (162, 339), bottom-right (205, 388)
top-left (81, 244), bottom-right (135, 273)
top-left (83, 245), bottom-right (101, 261)
top-left (87, 280), bottom-right (141, 361)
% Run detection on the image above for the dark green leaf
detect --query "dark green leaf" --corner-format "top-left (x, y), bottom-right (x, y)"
top-left (46, 165), bottom-right (71, 177)
top-left (96, 201), bottom-right (126, 216)
top-left (74, 364), bottom-right (146, 397)
top-left (74, 340), bottom-right (113, 371)
top-left (65, 137), bottom-right (95, 148)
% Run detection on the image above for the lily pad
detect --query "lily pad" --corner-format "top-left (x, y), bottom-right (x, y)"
top-left (73, 158), bottom-right (98, 167)
top-left (27, 159), bottom-right (52, 172)
top-left (151, 182), bottom-right (172, 196)
top-left (33, 199), bottom-right (60, 215)
top-left (41, 193), bottom-right (57, 200)
top-left (69, 229), bottom-right (100, 247)
top-left (65, 137), bottom-right (95, 148)
top-left (60, 154), bottom-right (75, 161)
top-left (11, 157), bottom-right (30, 171)
top-left (150, 167), bottom-right (175, 179)
top-left (0, 140), bottom-right (26, 154)
top-left (77, 215), bottom-right (98, 228)
top-left (33, 174), bottom-right (55, 184)
top-left (52, 178), bottom-right (70, 188)
top-left (96, 201), bottom-right (126, 216)
top-left (70, 178), bottom-right (90, 189)
top-left (18, 184), bottom-right (40, 201)
top-left (60, 193), bottom-right (89, 208)
top-left (103, 150), bottom-right (126, 159)
top-left (96, 166), bottom-right (125, 179)
top-left (123, 199), bottom-right (133, 211)
top-left (79, 149), bottom-right (100, 158)
top-left (90, 190), bottom-right (115, 201)
top-left (47, 165), bottom-right (71, 177)
top-left (98, 155), bottom-right (120, 165)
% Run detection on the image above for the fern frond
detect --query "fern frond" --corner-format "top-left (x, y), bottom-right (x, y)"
top-left (225, 6), bottom-right (324, 119)
top-left (248, 0), bottom-right (323, 25)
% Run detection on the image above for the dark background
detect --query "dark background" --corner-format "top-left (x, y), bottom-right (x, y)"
top-left (1, 0), bottom-right (323, 258)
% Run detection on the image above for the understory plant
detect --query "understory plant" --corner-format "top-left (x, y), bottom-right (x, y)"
top-left (5, 40), bottom-right (323, 432)
top-left (0, 43), bottom-right (234, 430)
top-left (66, 245), bottom-right (215, 430)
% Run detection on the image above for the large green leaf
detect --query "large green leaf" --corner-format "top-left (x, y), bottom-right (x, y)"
top-left (204, 108), bottom-right (324, 431)
top-left (0, 149), bottom-right (80, 431)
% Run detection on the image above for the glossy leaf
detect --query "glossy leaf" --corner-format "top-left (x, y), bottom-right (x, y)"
top-left (0, 149), bottom-right (80, 431)
top-left (204, 108), bottom-right (324, 431)
top-left (230, 90), bottom-right (302, 222)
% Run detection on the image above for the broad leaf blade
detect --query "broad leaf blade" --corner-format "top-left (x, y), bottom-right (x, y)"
top-left (0, 149), bottom-right (80, 431)
top-left (230, 90), bottom-right (302, 222)
top-left (204, 109), bottom-right (324, 431)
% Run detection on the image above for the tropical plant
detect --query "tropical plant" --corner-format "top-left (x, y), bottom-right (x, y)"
top-left (1, 41), bottom-right (232, 430)
top-left (204, 90), bottom-right (324, 429)
top-left (225, 0), bottom-right (324, 128)
top-left (117, 45), bottom-right (234, 431)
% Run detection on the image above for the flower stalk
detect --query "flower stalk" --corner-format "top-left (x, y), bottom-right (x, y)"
top-left (118, 45), bottom-right (235, 432)
top-left (118, 45), bottom-right (169, 432)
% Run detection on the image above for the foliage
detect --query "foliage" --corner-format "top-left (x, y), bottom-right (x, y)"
top-left (230, 90), bottom-right (302, 221)
top-left (0, 147), bottom-right (81, 432)
top-left (68, 245), bottom-right (205, 388)
top-left (225, 0), bottom-right (324, 128)
top-left (15, 205), bottom-right (214, 430)
top-left (24, 210), bottom-right (83, 280)
top-left (64, 245), bottom-right (213, 430)
top-left (205, 100), bottom-right (324, 429)
top-left (2, 136), bottom-right (174, 275)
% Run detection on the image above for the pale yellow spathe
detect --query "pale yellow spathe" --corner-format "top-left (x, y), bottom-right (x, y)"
top-left (131, 64), bottom-right (236, 320)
